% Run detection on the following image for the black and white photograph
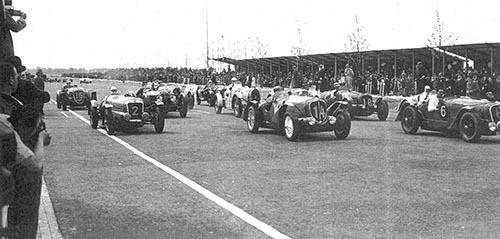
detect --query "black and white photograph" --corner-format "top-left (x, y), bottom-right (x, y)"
top-left (1, 0), bottom-right (500, 238)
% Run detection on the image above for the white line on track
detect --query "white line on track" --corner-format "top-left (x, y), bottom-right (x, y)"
top-left (66, 109), bottom-right (292, 239)
top-left (61, 112), bottom-right (69, 118)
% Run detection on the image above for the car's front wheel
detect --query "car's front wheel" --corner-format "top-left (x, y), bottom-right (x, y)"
top-left (459, 112), bottom-right (481, 143)
top-left (215, 93), bottom-right (223, 114)
top-left (90, 107), bottom-right (99, 129)
top-left (105, 109), bottom-right (115, 135)
top-left (153, 108), bottom-right (165, 133)
top-left (401, 106), bottom-right (420, 134)
top-left (377, 100), bottom-right (389, 121)
top-left (179, 98), bottom-right (188, 118)
top-left (333, 109), bottom-right (351, 139)
top-left (247, 105), bottom-right (260, 133)
top-left (284, 114), bottom-right (299, 141)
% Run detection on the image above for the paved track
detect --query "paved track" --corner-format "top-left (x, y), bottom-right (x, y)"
top-left (42, 82), bottom-right (500, 239)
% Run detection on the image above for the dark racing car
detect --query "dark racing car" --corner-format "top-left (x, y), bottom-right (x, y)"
top-left (89, 93), bottom-right (165, 135)
top-left (136, 82), bottom-right (189, 118)
top-left (56, 84), bottom-right (92, 111)
top-left (242, 88), bottom-right (351, 141)
top-left (321, 89), bottom-right (389, 121)
top-left (395, 94), bottom-right (500, 142)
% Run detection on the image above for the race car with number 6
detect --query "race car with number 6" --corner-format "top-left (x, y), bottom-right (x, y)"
top-left (395, 94), bottom-right (500, 142)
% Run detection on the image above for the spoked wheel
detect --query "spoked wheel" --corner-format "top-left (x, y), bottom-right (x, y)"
top-left (247, 105), bottom-right (260, 133)
top-left (284, 115), bottom-right (299, 141)
top-left (459, 112), bottom-right (481, 143)
top-left (377, 100), bottom-right (389, 121)
top-left (401, 107), bottom-right (420, 134)
top-left (333, 109), bottom-right (351, 139)
top-left (153, 108), bottom-right (165, 133)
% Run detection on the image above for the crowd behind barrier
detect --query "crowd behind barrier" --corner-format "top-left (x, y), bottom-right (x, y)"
top-left (58, 63), bottom-right (500, 101)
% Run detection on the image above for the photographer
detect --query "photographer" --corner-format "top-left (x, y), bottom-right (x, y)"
top-left (1, 0), bottom-right (27, 60)
top-left (0, 61), bottom-right (49, 239)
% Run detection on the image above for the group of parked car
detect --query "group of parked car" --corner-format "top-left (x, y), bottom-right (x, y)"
top-left (54, 80), bottom-right (500, 143)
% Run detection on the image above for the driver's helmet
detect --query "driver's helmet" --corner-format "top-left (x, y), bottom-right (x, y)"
top-left (273, 86), bottom-right (284, 93)
top-left (110, 86), bottom-right (118, 94)
top-left (333, 83), bottom-right (340, 89)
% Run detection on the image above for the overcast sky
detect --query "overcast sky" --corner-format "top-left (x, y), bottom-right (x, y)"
top-left (11, 0), bottom-right (500, 69)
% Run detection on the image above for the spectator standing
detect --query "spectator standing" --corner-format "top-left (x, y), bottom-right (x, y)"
top-left (0, 1), bottom-right (27, 60)
top-left (415, 62), bottom-right (429, 93)
top-left (344, 64), bottom-right (354, 90)
top-left (0, 61), bottom-right (49, 239)
top-left (32, 69), bottom-right (46, 115)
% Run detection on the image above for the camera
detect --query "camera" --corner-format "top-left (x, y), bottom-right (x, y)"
top-left (4, 0), bottom-right (23, 17)
top-left (6, 9), bottom-right (23, 17)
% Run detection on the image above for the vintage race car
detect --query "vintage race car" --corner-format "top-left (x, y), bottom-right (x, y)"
top-left (89, 94), bottom-right (165, 134)
top-left (321, 90), bottom-right (389, 121)
top-left (56, 84), bottom-right (91, 111)
top-left (79, 78), bottom-right (93, 84)
top-left (136, 83), bottom-right (189, 118)
top-left (181, 84), bottom-right (199, 109)
top-left (395, 94), bottom-right (500, 142)
top-left (197, 84), bottom-right (225, 107)
top-left (225, 84), bottom-right (262, 117)
top-left (242, 91), bottom-right (351, 141)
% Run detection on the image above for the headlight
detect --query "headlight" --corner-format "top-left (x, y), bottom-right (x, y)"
top-left (488, 122), bottom-right (497, 132)
top-left (142, 112), bottom-right (150, 121)
top-left (124, 113), bottom-right (131, 121)
top-left (308, 117), bottom-right (316, 126)
top-left (157, 95), bottom-right (164, 102)
top-left (329, 116), bottom-right (337, 125)
top-left (170, 95), bottom-right (176, 102)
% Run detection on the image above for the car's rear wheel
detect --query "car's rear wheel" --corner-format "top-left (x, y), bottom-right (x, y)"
top-left (233, 97), bottom-right (242, 118)
top-left (333, 109), bottom-right (351, 139)
top-left (401, 106), bottom-right (419, 134)
top-left (459, 112), bottom-right (481, 143)
top-left (284, 114), bottom-right (299, 141)
top-left (247, 105), bottom-right (260, 133)
top-left (90, 107), bottom-right (99, 129)
top-left (377, 100), bottom-right (389, 121)
top-left (153, 108), bottom-right (165, 133)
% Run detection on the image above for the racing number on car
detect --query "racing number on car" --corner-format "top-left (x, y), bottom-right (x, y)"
top-left (130, 106), bottom-right (140, 116)
top-left (440, 105), bottom-right (447, 118)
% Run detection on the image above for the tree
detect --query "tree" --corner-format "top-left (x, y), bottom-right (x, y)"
top-left (344, 15), bottom-right (369, 53)
top-left (344, 15), bottom-right (369, 85)
top-left (427, 10), bottom-right (459, 47)
top-left (290, 27), bottom-right (310, 88)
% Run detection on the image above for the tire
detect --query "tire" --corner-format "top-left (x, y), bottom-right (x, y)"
top-left (233, 97), bottom-right (242, 118)
top-left (333, 109), bottom-right (351, 139)
top-left (105, 109), bottom-right (115, 135)
top-left (153, 108), bottom-right (165, 133)
top-left (215, 93), bottom-right (223, 114)
top-left (90, 107), bottom-right (99, 129)
top-left (284, 114), bottom-right (300, 141)
top-left (188, 95), bottom-right (195, 109)
top-left (56, 96), bottom-right (61, 109)
top-left (247, 105), bottom-right (260, 133)
top-left (179, 99), bottom-right (188, 118)
top-left (377, 100), bottom-right (389, 121)
top-left (459, 112), bottom-right (481, 143)
top-left (401, 106), bottom-right (420, 134)
top-left (62, 100), bottom-right (67, 111)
